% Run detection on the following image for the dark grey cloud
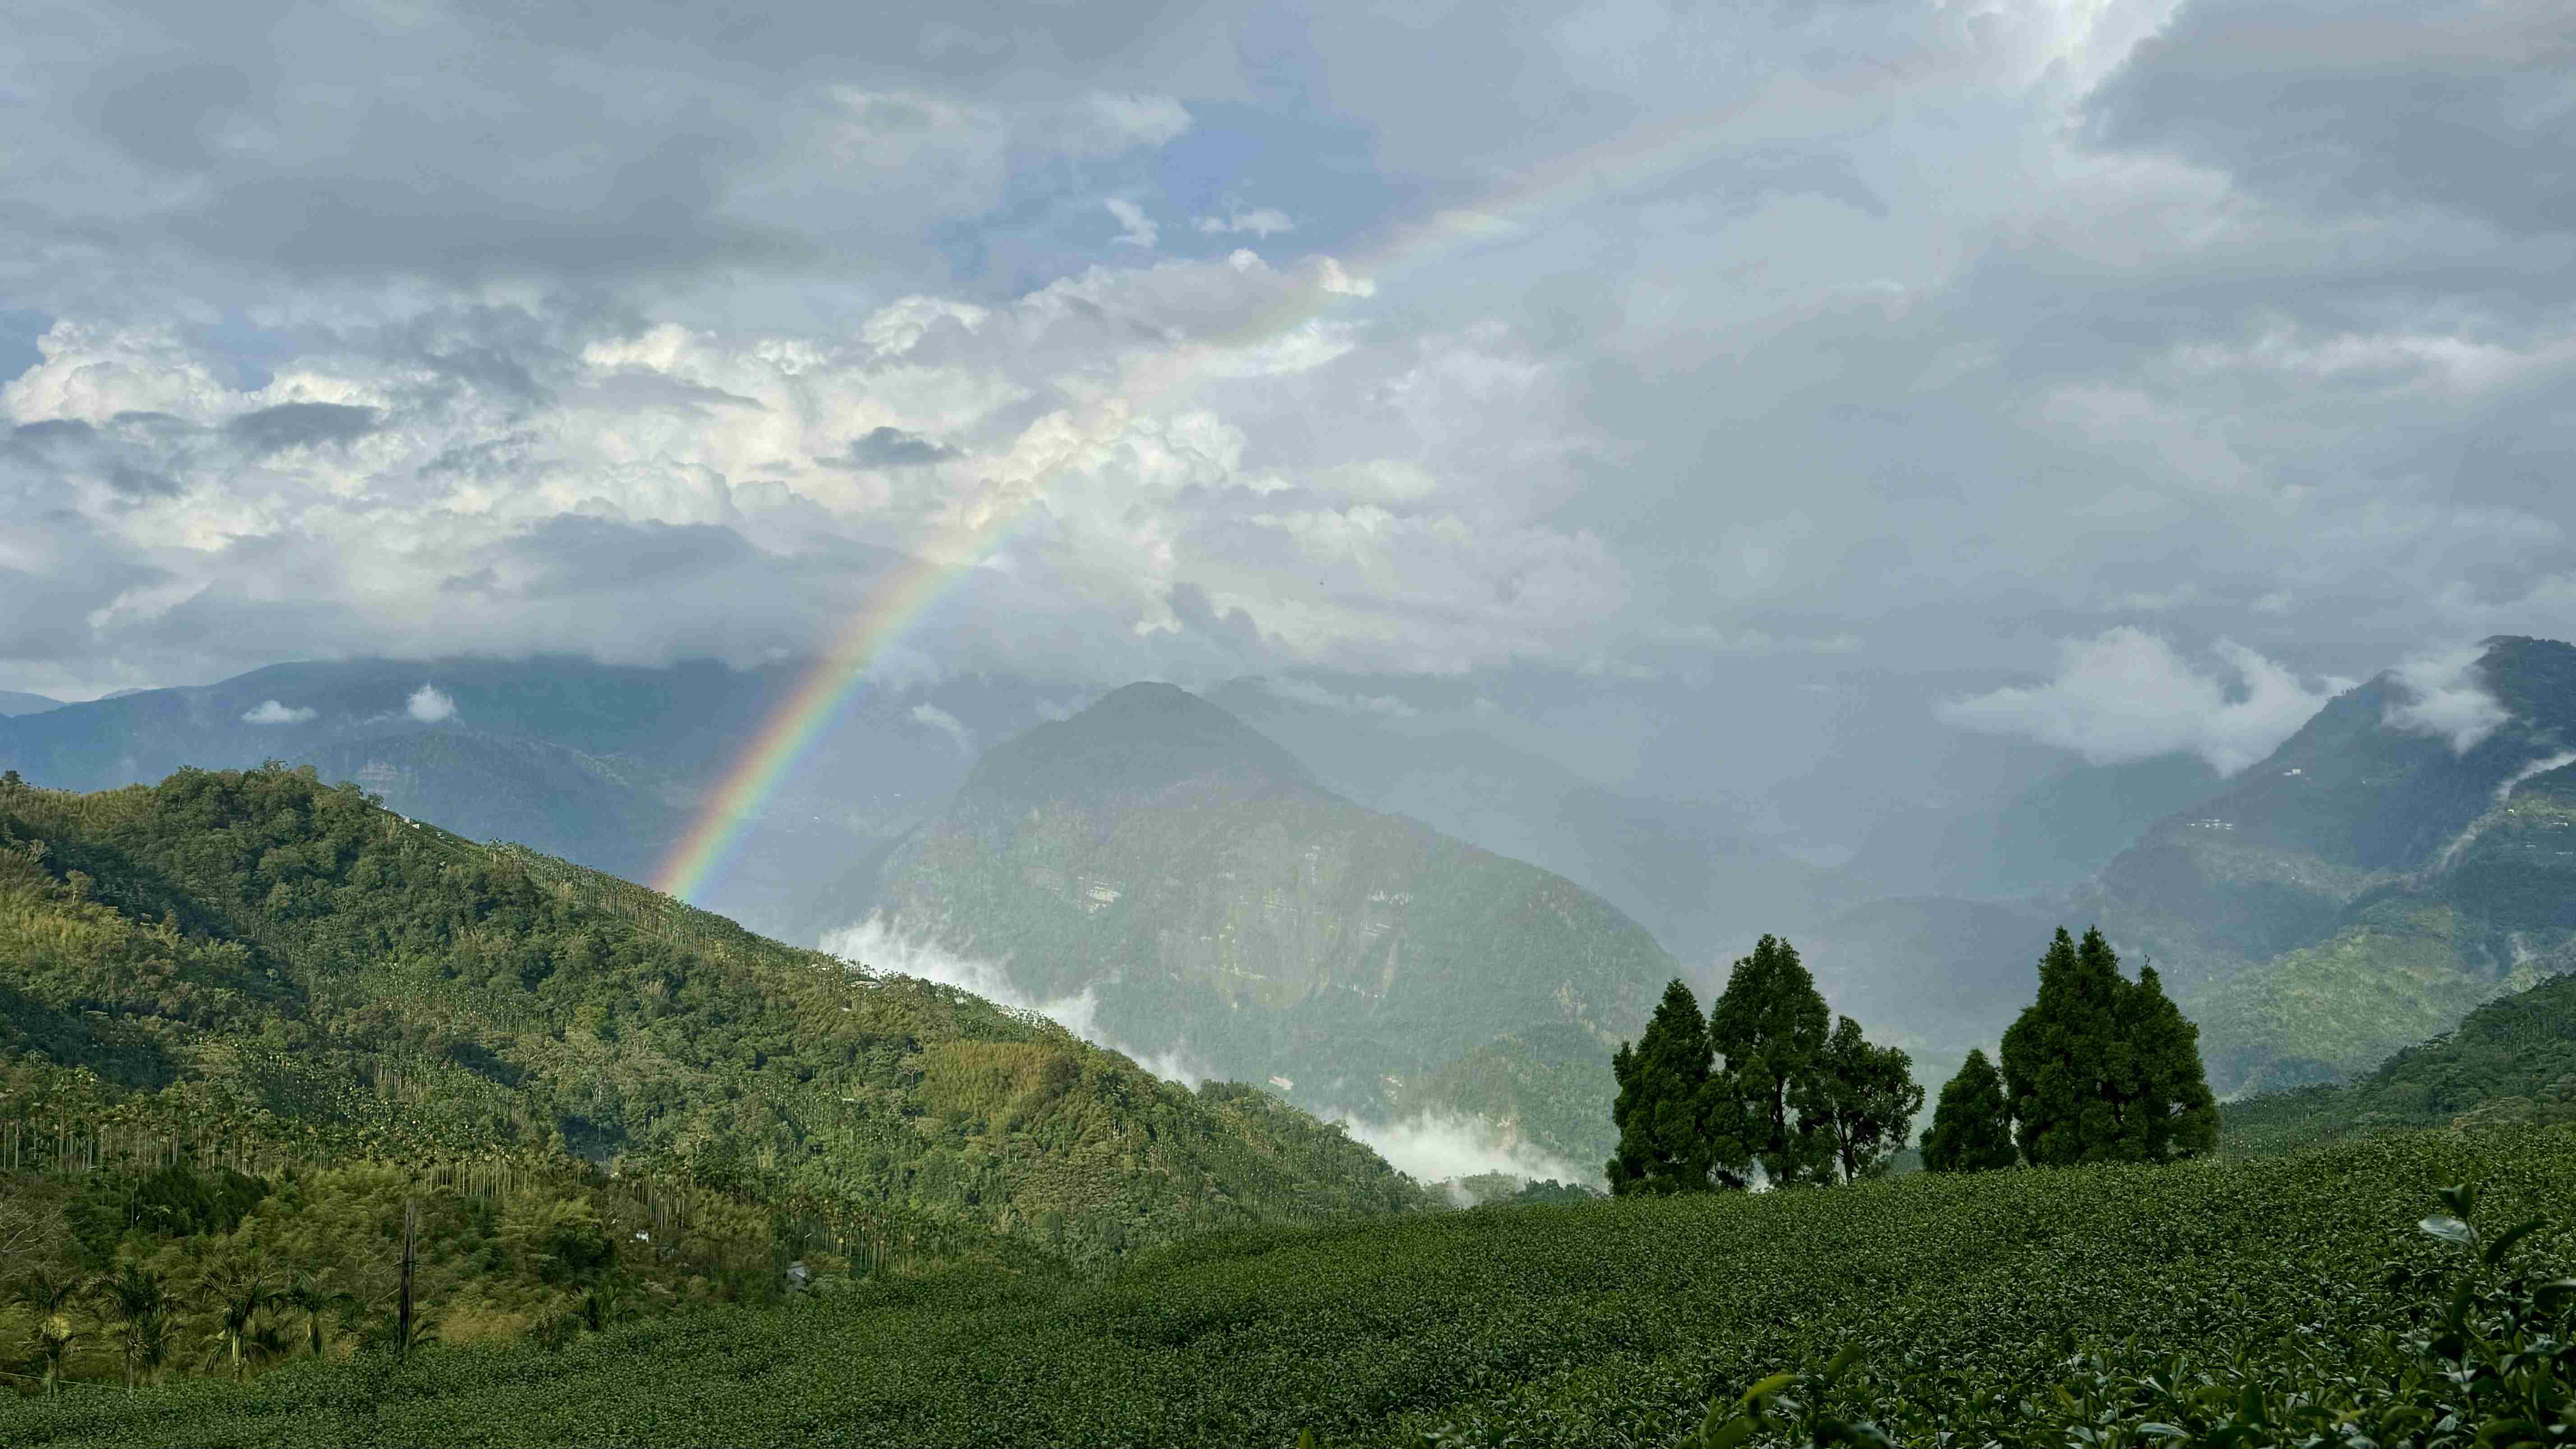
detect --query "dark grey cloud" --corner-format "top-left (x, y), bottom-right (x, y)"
top-left (225, 402), bottom-right (383, 454)
top-left (819, 427), bottom-right (961, 469)
top-left (2088, 0), bottom-right (2576, 236)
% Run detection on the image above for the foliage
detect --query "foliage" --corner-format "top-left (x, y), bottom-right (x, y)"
top-left (9, 1121), bottom-right (2576, 1444)
top-left (0, 765), bottom-right (1439, 1389)
top-left (2001, 926), bottom-right (2218, 1166)
top-left (1605, 980), bottom-right (1714, 1196)
top-left (1812, 1017), bottom-right (1920, 1184)
top-left (1706, 935), bottom-right (1837, 1188)
top-left (1919, 1048), bottom-right (2015, 1173)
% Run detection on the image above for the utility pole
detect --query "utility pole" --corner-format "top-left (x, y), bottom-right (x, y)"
top-left (397, 1199), bottom-right (417, 1363)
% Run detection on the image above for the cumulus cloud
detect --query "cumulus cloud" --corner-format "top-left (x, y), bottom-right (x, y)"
top-left (240, 699), bottom-right (315, 724)
top-left (2384, 645), bottom-right (2513, 752)
top-left (1939, 630), bottom-right (2355, 776)
top-left (909, 701), bottom-right (975, 756)
top-left (406, 684), bottom-right (456, 723)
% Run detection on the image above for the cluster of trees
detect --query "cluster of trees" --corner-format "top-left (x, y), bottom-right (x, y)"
top-left (1923, 927), bottom-right (2218, 1172)
top-left (1605, 936), bottom-right (1923, 1193)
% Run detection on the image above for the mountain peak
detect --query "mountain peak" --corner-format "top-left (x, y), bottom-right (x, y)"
top-left (963, 682), bottom-right (1320, 808)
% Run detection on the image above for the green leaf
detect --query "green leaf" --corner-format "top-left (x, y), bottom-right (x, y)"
top-left (2483, 1217), bottom-right (2544, 1267)
top-left (2420, 1214), bottom-right (2477, 1247)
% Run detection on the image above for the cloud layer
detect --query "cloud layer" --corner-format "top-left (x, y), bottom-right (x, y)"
top-left (4, 0), bottom-right (2574, 711)
top-left (1940, 630), bottom-right (2354, 775)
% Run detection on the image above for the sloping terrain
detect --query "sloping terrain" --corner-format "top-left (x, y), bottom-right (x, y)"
top-left (2070, 637), bottom-right (2576, 1093)
top-left (0, 766), bottom-right (1429, 1266)
top-left (862, 684), bottom-right (1680, 1171)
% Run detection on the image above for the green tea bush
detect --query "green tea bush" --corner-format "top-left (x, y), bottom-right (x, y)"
top-left (8, 1124), bottom-right (2575, 1446)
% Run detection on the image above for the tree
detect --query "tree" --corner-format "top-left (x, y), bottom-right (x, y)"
top-left (200, 1266), bottom-right (284, 1380)
top-left (1815, 1017), bottom-right (1923, 1183)
top-left (1999, 927), bottom-right (2217, 1166)
top-left (94, 1260), bottom-right (177, 1391)
top-left (12, 1268), bottom-right (89, 1397)
top-left (2125, 963), bottom-right (2219, 1161)
top-left (1922, 1049), bottom-right (2016, 1173)
top-left (1707, 935), bottom-right (1834, 1189)
top-left (1607, 979), bottom-right (1716, 1195)
top-left (281, 1271), bottom-right (354, 1360)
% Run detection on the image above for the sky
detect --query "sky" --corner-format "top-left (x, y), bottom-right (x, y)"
top-left (3, 0), bottom-right (2571, 781)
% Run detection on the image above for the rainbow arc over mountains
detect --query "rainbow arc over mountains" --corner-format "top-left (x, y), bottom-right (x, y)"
top-left (650, 99), bottom-right (1787, 904)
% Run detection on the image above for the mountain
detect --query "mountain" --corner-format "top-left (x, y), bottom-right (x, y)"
top-left (0, 657), bottom-right (1079, 940)
top-left (856, 684), bottom-right (1681, 1173)
top-left (2224, 969), bottom-right (2576, 1153)
top-left (0, 765), bottom-right (1428, 1265)
top-left (0, 688), bottom-right (60, 716)
top-left (1205, 678), bottom-right (1847, 971)
top-left (2069, 636), bottom-right (2576, 1095)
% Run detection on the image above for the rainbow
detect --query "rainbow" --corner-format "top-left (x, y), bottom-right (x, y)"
top-left (654, 97), bottom-right (1793, 905)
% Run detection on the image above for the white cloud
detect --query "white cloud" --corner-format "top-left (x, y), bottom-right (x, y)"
top-left (240, 699), bottom-right (315, 724)
top-left (1064, 91), bottom-right (1192, 156)
top-left (2384, 645), bottom-right (2512, 752)
top-left (1325, 1109), bottom-right (1585, 1187)
top-left (1939, 629), bottom-right (2354, 775)
top-left (406, 684), bottom-right (456, 722)
top-left (1259, 676), bottom-right (1420, 718)
top-left (1104, 197), bottom-right (1159, 249)
top-left (820, 915), bottom-right (1210, 1086)
top-left (909, 701), bottom-right (976, 756)
top-left (1194, 207), bottom-right (1295, 238)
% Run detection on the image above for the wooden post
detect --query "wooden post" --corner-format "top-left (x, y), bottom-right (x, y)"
top-left (397, 1199), bottom-right (417, 1362)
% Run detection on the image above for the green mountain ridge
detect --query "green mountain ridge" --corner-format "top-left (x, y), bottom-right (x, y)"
top-left (2071, 636), bottom-right (2576, 1095)
top-left (0, 765), bottom-right (1431, 1270)
top-left (862, 683), bottom-right (1680, 1175)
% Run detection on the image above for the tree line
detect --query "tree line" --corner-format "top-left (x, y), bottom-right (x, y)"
top-left (1922, 926), bottom-right (2217, 1172)
top-left (1606, 936), bottom-right (1922, 1192)
top-left (1607, 926), bottom-right (2219, 1194)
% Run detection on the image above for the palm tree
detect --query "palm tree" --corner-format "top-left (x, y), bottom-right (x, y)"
top-left (12, 1268), bottom-right (89, 1398)
top-left (280, 1272), bottom-right (354, 1361)
top-left (92, 1261), bottom-right (177, 1392)
top-left (198, 1266), bottom-right (284, 1380)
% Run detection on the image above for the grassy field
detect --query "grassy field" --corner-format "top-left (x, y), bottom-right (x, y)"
top-left (9, 1122), bottom-right (2574, 1447)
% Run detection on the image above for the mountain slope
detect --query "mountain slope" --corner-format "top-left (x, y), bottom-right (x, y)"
top-left (860, 684), bottom-right (1679, 1173)
top-left (0, 688), bottom-right (58, 716)
top-left (0, 657), bottom-right (1071, 938)
top-left (0, 766), bottom-right (1430, 1264)
top-left (2072, 636), bottom-right (2576, 1093)
top-left (2224, 969), bottom-right (2576, 1152)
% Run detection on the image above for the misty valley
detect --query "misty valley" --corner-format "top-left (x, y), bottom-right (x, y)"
top-left (9, 0), bottom-right (2576, 1437)
top-left (8, 639), bottom-right (2576, 1443)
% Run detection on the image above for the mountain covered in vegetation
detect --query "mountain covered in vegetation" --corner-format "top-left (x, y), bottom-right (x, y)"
top-left (2067, 636), bottom-right (2576, 1094)
top-left (0, 766), bottom-right (1428, 1279)
top-left (858, 684), bottom-right (1680, 1172)
top-left (0, 658), bottom-right (1076, 939)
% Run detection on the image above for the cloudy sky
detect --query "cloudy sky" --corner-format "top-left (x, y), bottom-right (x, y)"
top-left (3, 0), bottom-right (2570, 777)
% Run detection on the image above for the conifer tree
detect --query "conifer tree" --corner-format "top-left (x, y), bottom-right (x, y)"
top-left (1922, 1048), bottom-right (2015, 1173)
top-left (1706, 935), bottom-right (1834, 1189)
top-left (2125, 963), bottom-right (2219, 1160)
top-left (1816, 1016), bottom-right (1923, 1182)
top-left (1606, 979), bottom-right (1715, 1195)
top-left (1999, 926), bottom-right (2217, 1166)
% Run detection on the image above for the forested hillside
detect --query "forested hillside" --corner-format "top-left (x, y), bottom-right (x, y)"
top-left (862, 684), bottom-right (1679, 1171)
top-left (2225, 969), bottom-right (2576, 1154)
top-left (0, 765), bottom-right (1430, 1384)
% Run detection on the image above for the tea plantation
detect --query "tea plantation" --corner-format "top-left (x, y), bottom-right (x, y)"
top-left (9, 1122), bottom-right (2575, 1447)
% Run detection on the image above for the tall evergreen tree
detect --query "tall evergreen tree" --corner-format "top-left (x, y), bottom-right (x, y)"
top-left (1921, 1049), bottom-right (2016, 1173)
top-left (1999, 927), bottom-right (2217, 1166)
top-left (1706, 935), bottom-right (1835, 1189)
top-left (1606, 979), bottom-right (1715, 1195)
top-left (2125, 963), bottom-right (2220, 1161)
top-left (1816, 1016), bottom-right (1923, 1182)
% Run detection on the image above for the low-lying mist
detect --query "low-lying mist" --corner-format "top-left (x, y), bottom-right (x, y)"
top-left (818, 915), bottom-right (1580, 1188)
